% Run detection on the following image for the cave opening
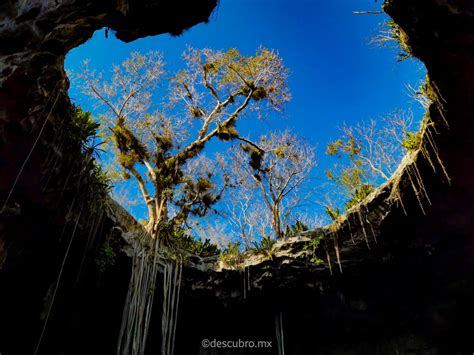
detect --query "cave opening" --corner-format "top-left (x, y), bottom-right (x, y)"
top-left (56, 1), bottom-right (433, 353)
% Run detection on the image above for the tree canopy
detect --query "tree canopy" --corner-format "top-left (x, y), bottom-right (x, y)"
top-left (77, 47), bottom-right (292, 239)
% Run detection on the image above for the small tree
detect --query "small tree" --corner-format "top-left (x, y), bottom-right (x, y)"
top-left (230, 130), bottom-right (316, 239)
top-left (77, 48), bottom-right (290, 238)
top-left (326, 110), bottom-right (416, 209)
top-left (225, 189), bottom-right (270, 250)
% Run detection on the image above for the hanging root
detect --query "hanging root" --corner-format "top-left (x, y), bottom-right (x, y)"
top-left (2, 90), bottom-right (61, 212)
top-left (117, 225), bottom-right (184, 355)
top-left (325, 242), bottom-right (333, 276)
top-left (275, 312), bottom-right (285, 355)
top-left (347, 218), bottom-right (356, 245)
top-left (369, 222), bottom-right (377, 244)
top-left (430, 79), bottom-right (449, 128)
top-left (162, 258), bottom-right (182, 355)
top-left (393, 184), bottom-right (408, 216)
top-left (333, 233), bottom-right (343, 274)
top-left (243, 267), bottom-right (247, 300)
top-left (413, 162), bottom-right (431, 206)
top-left (420, 139), bottom-right (437, 174)
top-left (424, 124), bottom-right (451, 184)
top-left (247, 266), bottom-right (251, 292)
top-left (75, 209), bottom-right (105, 284)
top-left (406, 164), bottom-right (427, 215)
top-left (362, 207), bottom-right (378, 244)
top-left (243, 266), bottom-right (251, 300)
top-left (34, 203), bottom-right (84, 355)
top-left (357, 210), bottom-right (370, 250)
top-left (118, 232), bottom-right (162, 355)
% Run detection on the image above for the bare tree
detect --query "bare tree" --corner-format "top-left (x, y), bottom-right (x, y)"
top-left (327, 110), bottom-right (414, 183)
top-left (326, 110), bottom-right (416, 209)
top-left (76, 48), bottom-right (290, 238)
top-left (230, 130), bottom-right (316, 239)
top-left (194, 219), bottom-right (234, 250)
top-left (225, 190), bottom-right (271, 250)
top-left (291, 211), bottom-right (325, 230)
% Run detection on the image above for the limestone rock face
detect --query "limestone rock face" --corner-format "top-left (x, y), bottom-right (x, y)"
top-left (0, 0), bottom-right (216, 353)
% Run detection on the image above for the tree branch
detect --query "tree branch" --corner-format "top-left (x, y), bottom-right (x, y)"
top-left (203, 70), bottom-right (221, 103)
top-left (352, 11), bottom-right (383, 14)
top-left (228, 64), bottom-right (253, 88)
top-left (179, 90), bottom-right (254, 163)
top-left (357, 154), bottom-right (390, 181)
top-left (252, 174), bottom-right (273, 212)
top-left (87, 81), bottom-right (121, 119)
top-left (129, 166), bottom-right (156, 222)
top-left (235, 136), bottom-right (265, 153)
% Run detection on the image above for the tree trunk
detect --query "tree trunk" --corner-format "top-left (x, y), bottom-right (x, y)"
top-left (272, 205), bottom-right (282, 239)
top-left (240, 227), bottom-right (250, 250)
top-left (145, 196), bottom-right (168, 238)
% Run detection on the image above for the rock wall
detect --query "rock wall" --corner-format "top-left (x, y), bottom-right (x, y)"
top-left (0, 0), bottom-right (216, 353)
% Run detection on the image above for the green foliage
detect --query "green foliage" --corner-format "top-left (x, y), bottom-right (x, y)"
top-left (325, 206), bottom-right (340, 221)
top-left (326, 139), bottom-right (343, 156)
top-left (199, 47), bottom-right (291, 107)
top-left (220, 242), bottom-right (244, 266)
top-left (156, 157), bottom-right (182, 191)
top-left (284, 220), bottom-right (309, 238)
top-left (168, 226), bottom-right (220, 257)
top-left (251, 86), bottom-right (268, 101)
top-left (71, 105), bottom-right (100, 149)
top-left (69, 105), bottom-right (111, 199)
top-left (179, 236), bottom-right (220, 257)
top-left (326, 135), bottom-right (360, 158)
top-left (175, 176), bottom-right (221, 221)
top-left (386, 20), bottom-right (412, 62)
top-left (402, 131), bottom-right (422, 152)
top-left (112, 117), bottom-right (150, 169)
top-left (326, 134), bottom-right (365, 197)
top-left (251, 235), bottom-right (276, 258)
top-left (418, 76), bottom-right (436, 103)
top-left (339, 166), bottom-right (363, 192)
top-left (345, 184), bottom-right (374, 210)
top-left (95, 239), bottom-right (118, 273)
top-left (89, 163), bottom-right (112, 198)
top-left (304, 232), bottom-right (325, 265)
top-left (221, 241), bottom-right (241, 256)
top-left (326, 165), bottom-right (364, 195)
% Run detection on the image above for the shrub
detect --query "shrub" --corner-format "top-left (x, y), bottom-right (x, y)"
top-left (402, 131), bottom-right (422, 152)
top-left (345, 184), bottom-right (374, 210)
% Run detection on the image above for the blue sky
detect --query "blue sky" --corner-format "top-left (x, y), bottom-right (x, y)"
top-left (66, 0), bottom-right (426, 224)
